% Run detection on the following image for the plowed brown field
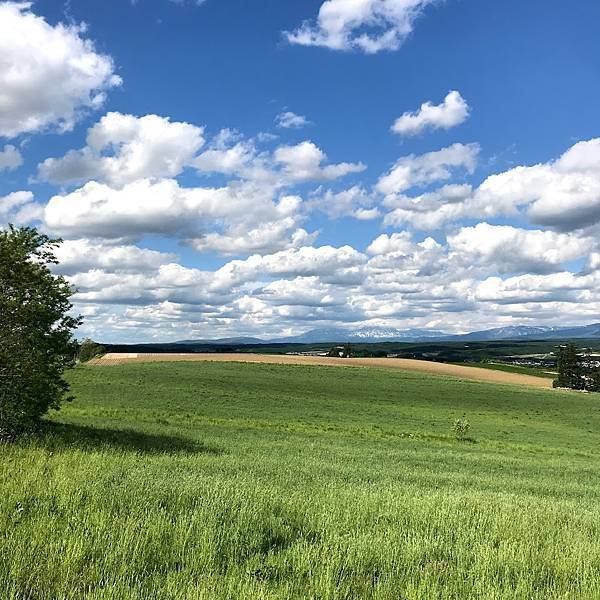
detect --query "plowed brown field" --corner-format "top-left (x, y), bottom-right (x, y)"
top-left (89, 353), bottom-right (552, 389)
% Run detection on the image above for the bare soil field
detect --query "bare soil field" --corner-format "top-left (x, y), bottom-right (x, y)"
top-left (90, 353), bottom-right (553, 389)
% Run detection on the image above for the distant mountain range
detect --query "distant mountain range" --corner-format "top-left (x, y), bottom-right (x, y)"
top-left (175, 323), bottom-right (600, 345)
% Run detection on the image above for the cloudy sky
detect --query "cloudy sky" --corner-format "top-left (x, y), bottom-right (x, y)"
top-left (1, 0), bottom-right (600, 342)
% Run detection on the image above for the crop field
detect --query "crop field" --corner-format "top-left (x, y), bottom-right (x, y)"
top-left (2, 361), bottom-right (600, 599)
top-left (91, 353), bottom-right (552, 389)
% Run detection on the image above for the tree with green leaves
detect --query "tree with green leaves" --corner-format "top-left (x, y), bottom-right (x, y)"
top-left (78, 338), bottom-right (106, 363)
top-left (0, 226), bottom-right (80, 438)
top-left (588, 369), bottom-right (600, 393)
top-left (554, 343), bottom-right (584, 390)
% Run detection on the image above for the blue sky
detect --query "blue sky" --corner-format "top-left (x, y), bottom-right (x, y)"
top-left (1, 0), bottom-right (600, 341)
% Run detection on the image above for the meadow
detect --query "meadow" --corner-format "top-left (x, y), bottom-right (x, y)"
top-left (2, 361), bottom-right (600, 599)
top-left (457, 361), bottom-right (557, 379)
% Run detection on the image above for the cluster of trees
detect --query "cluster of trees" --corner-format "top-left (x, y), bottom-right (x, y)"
top-left (328, 344), bottom-right (353, 358)
top-left (1, 226), bottom-right (80, 439)
top-left (78, 339), bottom-right (106, 363)
top-left (554, 343), bottom-right (600, 392)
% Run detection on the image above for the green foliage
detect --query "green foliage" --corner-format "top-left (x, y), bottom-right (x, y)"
top-left (452, 417), bottom-right (470, 440)
top-left (554, 343), bottom-right (584, 389)
top-left (2, 361), bottom-right (600, 598)
top-left (327, 343), bottom-right (353, 358)
top-left (78, 339), bottom-right (106, 363)
top-left (553, 343), bottom-right (600, 392)
top-left (588, 369), bottom-right (600, 393)
top-left (0, 226), bottom-right (80, 438)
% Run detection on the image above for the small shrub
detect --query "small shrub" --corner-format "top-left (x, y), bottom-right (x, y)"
top-left (453, 417), bottom-right (470, 441)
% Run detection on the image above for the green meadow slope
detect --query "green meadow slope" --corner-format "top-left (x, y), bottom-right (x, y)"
top-left (1, 362), bottom-right (600, 599)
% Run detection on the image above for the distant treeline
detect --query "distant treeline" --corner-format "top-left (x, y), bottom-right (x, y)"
top-left (103, 338), bottom-right (600, 364)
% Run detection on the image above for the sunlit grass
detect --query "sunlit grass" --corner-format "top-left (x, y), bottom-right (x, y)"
top-left (459, 361), bottom-right (557, 379)
top-left (1, 361), bottom-right (600, 599)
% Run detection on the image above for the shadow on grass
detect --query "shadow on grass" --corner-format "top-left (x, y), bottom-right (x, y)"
top-left (32, 421), bottom-right (223, 455)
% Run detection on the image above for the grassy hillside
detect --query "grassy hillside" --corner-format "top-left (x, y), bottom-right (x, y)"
top-left (2, 362), bottom-right (600, 599)
top-left (457, 361), bottom-right (557, 379)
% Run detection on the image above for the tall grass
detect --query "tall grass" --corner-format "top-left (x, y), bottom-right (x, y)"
top-left (1, 362), bottom-right (600, 599)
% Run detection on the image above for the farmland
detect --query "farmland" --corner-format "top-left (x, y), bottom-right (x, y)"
top-left (2, 360), bottom-right (600, 599)
top-left (91, 352), bottom-right (553, 389)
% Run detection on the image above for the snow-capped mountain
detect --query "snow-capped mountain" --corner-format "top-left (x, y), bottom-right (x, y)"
top-left (169, 323), bottom-right (600, 346)
top-left (445, 326), bottom-right (561, 341)
top-left (271, 323), bottom-right (600, 343)
top-left (273, 327), bottom-right (450, 343)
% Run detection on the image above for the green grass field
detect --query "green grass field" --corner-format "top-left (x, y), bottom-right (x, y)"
top-left (2, 361), bottom-right (600, 599)
top-left (458, 362), bottom-right (557, 379)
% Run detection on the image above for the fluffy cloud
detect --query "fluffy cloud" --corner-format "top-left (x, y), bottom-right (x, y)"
top-left (383, 183), bottom-right (472, 230)
top-left (391, 91), bottom-right (470, 136)
top-left (53, 239), bottom-right (176, 275)
top-left (379, 138), bottom-right (600, 231)
top-left (472, 272), bottom-right (591, 305)
top-left (38, 112), bottom-right (205, 187)
top-left (367, 231), bottom-right (418, 256)
top-left (447, 223), bottom-right (593, 275)
top-left (0, 190), bottom-right (41, 226)
top-left (192, 130), bottom-right (269, 180)
top-left (43, 178), bottom-right (311, 255)
top-left (0, 145), bottom-right (23, 171)
top-left (276, 111), bottom-right (311, 129)
top-left (193, 133), bottom-right (364, 187)
top-left (309, 186), bottom-right (380, 219)
top-left (189, 195), bottom-right (316, 256)
top-left (62, 227), bottom-right (600, 342)
top-left (44, 179), bottom-right (202, 239)
top-left (18, 94), bottom-right (599, 341)
top-left (193, 143), bottom-right (256, 175)
top-left (274, 141), bottom-right (366, 182)
top-left (366, 232), bottom-right (447, 276)
top-left (285, 0), bottom-right (437, 54)
top-left (258, 277), bottom-right (343, 308)
top-left (515, 139), bottom-right (600, 231)
top-left (377, 143), bottom-right (479, 196)
top-left (0, 2), bottom-right (121, 138)
top-left (37, 117), bottom-right (372, 257)
top-left (211, 244), bottom-right (366, 291)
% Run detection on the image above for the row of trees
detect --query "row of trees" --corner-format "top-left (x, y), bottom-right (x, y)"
top-left (554, 343), bottom-right (600, 392)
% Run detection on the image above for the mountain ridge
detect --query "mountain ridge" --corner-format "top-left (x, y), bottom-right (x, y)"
top-left (172, 323), bottom-right (600, 345)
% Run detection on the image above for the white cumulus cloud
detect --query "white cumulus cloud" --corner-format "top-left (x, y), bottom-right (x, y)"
top-left (448, 223), bottom-right (593, 275)
top-left (309, 186), bottom-right (380, 219)
top-left (0, 2), bottom-right (121, 138)
top-left (377, 143), bottom-right (479, 195)
top-left (276, 111), bottom-right (311, 129)
top-left (0, 145), bottom-right (23, 171)
top-left (0, 190), bottom-right (41, 227)
top-left (38, 112), bottom-right (205, 187)
top-left (391, 90), bottom-right (470, 136)
top-left (285, 0), bottom-right (437, 54)
top-left (274, 141), bottom-right (366, 182)
top-left (43, 178), bottom-right (312, 255)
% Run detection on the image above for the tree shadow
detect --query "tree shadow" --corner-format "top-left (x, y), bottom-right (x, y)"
top-left (33, 421), bottom-right (223, 455)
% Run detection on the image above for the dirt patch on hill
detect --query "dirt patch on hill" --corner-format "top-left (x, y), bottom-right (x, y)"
top-left (90, 353), bottom-right (553, 389)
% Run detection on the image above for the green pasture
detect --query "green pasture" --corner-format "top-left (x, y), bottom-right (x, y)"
top-left (1, 361), bottom-right (599, 599)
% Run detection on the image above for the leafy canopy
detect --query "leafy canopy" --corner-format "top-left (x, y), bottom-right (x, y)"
top-left (0, 226), bottom-right (80, 438)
